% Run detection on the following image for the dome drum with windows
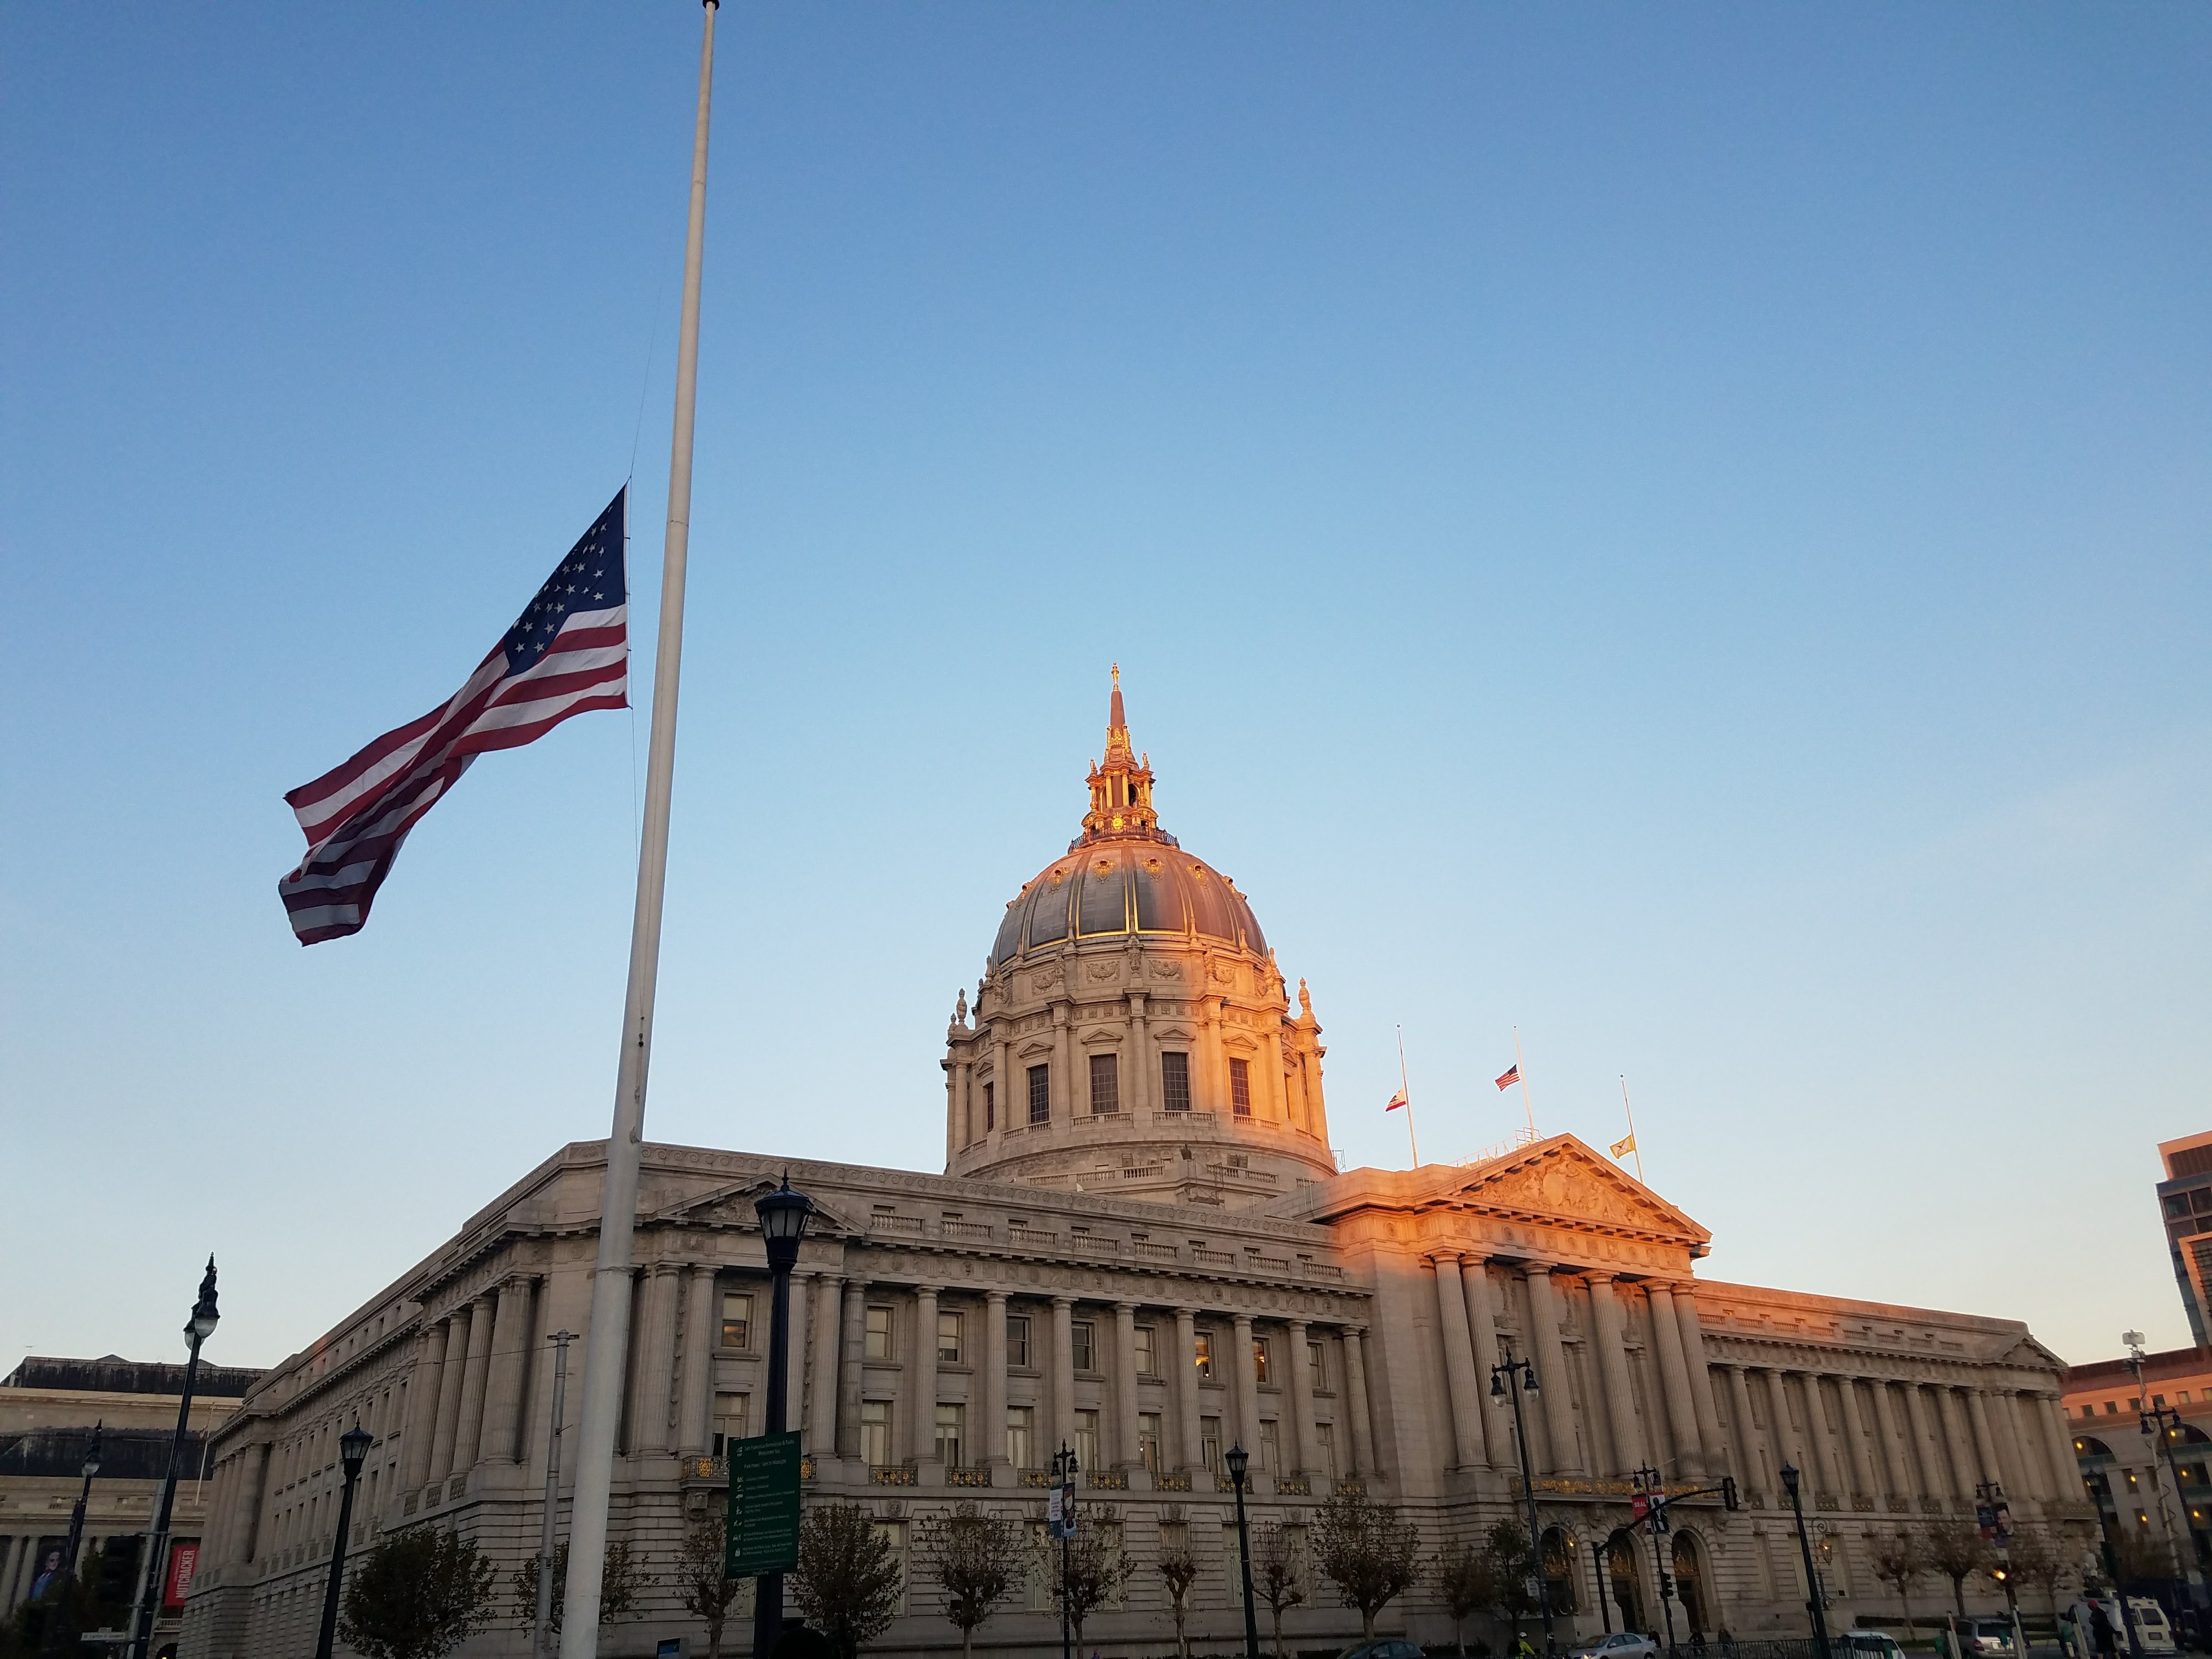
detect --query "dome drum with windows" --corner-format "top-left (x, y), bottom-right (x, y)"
top-left (943, 669), bottom-right (1334, 1207)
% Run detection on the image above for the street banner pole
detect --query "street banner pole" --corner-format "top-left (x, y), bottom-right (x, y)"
top-left (557, 7), bottom-right (718, 1656)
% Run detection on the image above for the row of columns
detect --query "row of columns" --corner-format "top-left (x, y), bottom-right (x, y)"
top-left (1430, 1254), bottom-right (1726, 1481)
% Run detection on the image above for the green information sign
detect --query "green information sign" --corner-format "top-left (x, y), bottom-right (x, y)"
top-left (726, 1431), bottom-right (803, 1577)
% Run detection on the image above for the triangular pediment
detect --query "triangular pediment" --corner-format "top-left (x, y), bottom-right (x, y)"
top-left (1447, 1136), bottom-right (1709, 1244)
top-left (647, 1177), bottom-right (864, 1238)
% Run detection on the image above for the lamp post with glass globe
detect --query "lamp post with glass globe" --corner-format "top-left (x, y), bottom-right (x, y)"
top-left (1491, 1348), bottom-right (1555, 1656)
top-left (751, 1178), bottom-right (816, 1659)
top-left (313, 1422), bottom-right (375, 1659)
top-left (60, 1424), bottom-right (102, 1581)
top-left (1226, 1443), bottom-right (1260, 1659)
top-left (129, 1256), bottom-right (219, 1659)
top-left (1780, 1463), bottom-right (1832, 1659)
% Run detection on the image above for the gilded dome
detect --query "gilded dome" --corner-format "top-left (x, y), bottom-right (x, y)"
top-left (990, 840), bottom-right (1266, 967)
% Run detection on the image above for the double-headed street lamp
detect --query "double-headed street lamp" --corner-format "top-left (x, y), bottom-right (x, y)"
top-left (313, 1421), bottom-right (375, 1659)
top-left (1491, 1348), bottom-right (1555, 1657)
top-left (1226, 1443), bottom-right (1260, 1659)
top-left (1051, 1441), bottom-right (1080, 1659)
top-left (752, 1178), bottom-right (816, 1659)
top-left (129, 1257), bottom-right (218, 1659)
top-left (44, 1426), bottom-right (104, 1657)
top-left (1779, 1463), bottom-right (1833, 1659)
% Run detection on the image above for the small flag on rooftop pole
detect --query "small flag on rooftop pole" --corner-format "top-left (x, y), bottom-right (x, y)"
top-left (1611, 1133), bottom-right (1637, 1159)
top-left (276, 490), bottom-right (628, 944)
top-left (1384, 1087), bottom-right (1407, 1112)
top-left (1493, 1063), bottom-right (1520, 1091)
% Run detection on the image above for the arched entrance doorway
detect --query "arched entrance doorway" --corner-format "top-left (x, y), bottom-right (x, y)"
top-left (1607, 1529), bottom-right (1647, 1633)
top-left (1543, 1526), bottom-right (1581, 1615)
top-left (1673, 1531), bottom-right (1713, 1638)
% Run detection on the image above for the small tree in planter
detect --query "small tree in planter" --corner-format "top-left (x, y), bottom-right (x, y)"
top-left (674, 1511), bottom-right (746, 1659)
top-left (1052, 1522), bottom-right (1136, 1650)
top-left (1155, 1536), bottom-right (1203, 1659)
top-left (1312, 1490), bottom-right (1423, 1641)
top-left (1253, 1525), bottom-right (1308, 1659)
top-left (1870, 1530), bottom-right (1929, 1641)
top-left (1483, 1519), bottom-right (1541, 1647)
top-left (922, 1503), bottom-right (1024, 1659)
top-left (511, 1538), bottom-right (654, 1637)
top-left (1919, 1517), bottom-right (1994, 1623)
top-left (791, 1503), bottom-right (903, 1659)
top-left (1436, 1540), bottom-right (1500, 1655)
top-left (340, 1527), bottom-right (500, 1659)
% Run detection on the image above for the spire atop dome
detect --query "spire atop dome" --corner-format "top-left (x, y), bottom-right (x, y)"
top-left (1081, 666), bottom-right (1159, 842)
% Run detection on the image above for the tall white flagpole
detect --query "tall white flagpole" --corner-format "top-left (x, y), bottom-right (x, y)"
top-left (1396, 1024), bottom-right (1420, 1167)
top-left (1619, 1074), bottom-right (1645, 1183)
top-left (1513, 1024), bottom-right (1536, 1140)
top-left (558, 7), bottom-right (718, 1655)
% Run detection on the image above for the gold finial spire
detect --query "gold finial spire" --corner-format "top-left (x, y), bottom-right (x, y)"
top-left (1081, 665), bottom-right (1157, 842)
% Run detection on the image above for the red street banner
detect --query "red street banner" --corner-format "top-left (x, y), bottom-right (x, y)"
top-left (1631, 1492), bottom-right (1648, 1522)
top-left (163, 1542), bottom-right (200, 1611)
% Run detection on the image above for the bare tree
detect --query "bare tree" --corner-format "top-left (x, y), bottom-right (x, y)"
top-left (511, 1539), bottom-right (655, 1638)
top-left (1436, 1541), bottom-right (1501, 1655)
top-left (673, 1512), bottom-right (745, 1659)
top-left (1312, 1490), bottom-right (1424, 1640)
top-left (1869, 1530), bottom-right (1929, 1640)
top-left (1919, 1517), bottom-right (1994, 1622)
top-left (2003, 1526), bottom-right (2075, 1630)
top-left (921, 1503), bottom-right (1024, 1659)
top-left (791, 1504), bottom-right (903, 1659)
top-left (1155, 1537), bottom-right (1202, 1659)
top-left (1253, 1525), bottom-right (1308, 1659)
top-left (1483, 1519), bottom-right (1541, 1645)
top-left (1050, 1522), bottom-right (1135, 1649)
top-left (2106, 1525), bottom-right (2174, 1586)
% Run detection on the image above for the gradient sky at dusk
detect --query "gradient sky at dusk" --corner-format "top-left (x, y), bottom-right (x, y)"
top-left (4, 5), bottom-right (2207, 1372)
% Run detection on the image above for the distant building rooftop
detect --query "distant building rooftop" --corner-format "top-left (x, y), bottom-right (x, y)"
top-left (1, 1354), bottom-right (265, 1399)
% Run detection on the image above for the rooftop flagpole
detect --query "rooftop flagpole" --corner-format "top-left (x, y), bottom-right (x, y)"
top-left (558, 7), bottom-right (718, 1655)
top-left (1512, 1024), bottom-right (1536, 1139)
top-left (1396, 1024), bottom-right (1420, 1167)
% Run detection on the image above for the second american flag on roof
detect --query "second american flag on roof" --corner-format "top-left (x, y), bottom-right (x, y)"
top-left (276, 489), bottom-right (629, 945)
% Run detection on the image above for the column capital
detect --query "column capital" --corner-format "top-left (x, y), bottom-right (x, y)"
top-left (912, 1283), bottom-right (941, 1300)
top-left (1426, 1251), bottom-right (1464, 1271)
top-left (1114, 1299), bottom-right (1139, 1313)
top-left (1342, 1324), bottom-right (1368, 1339)
top-left (1286, 1317), bottom-right (1310, 1334)
top-left (1051, 1293), bottom-right (1075, 1309)
top-left (1517, 1259), bottom-right (1556, 1278)
top-left (986, 1289), bottom-right (1009, 1307)
top-left (1231, 1311), bottom-right (1254, 1329)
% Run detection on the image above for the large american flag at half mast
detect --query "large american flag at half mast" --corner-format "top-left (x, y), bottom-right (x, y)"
top-left (278, 490), bottom-right (628, 945)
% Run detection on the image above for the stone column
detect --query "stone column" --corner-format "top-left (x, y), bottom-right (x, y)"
top-left (1342, 1326), bottom-right (1374, 1479)
top-left (1127, 993), bottom-right (1152, 1115)
top-left (1799, 1375), bottom-right (1842, 1498)
top-left (1176, 1307), bottom-right (1204, 1473)
top-left (479, 1278), bottom-right (532, 1465)
top-left (1051, 1296), bottom-right (1076, 1454)
top-left (1459, 1256), bottom-right (1502, 1463)
top-left (957, 1061), bottom-right (974, 1149)
top-left (1869, 1381), bottom-right (1912, 1504)
top-left (1674, 1289), bottom-right (1729, 1468)
top-left (1524, 1265), bottom-right (1585, 1475)
top-left (912, 1285), bottom-right (940, 1467)
top-left (1836, 1377), bottom-right (1880, 1499)
top-left (1763, 1370), bottom-right (1802, 1477)
top-left (427, 1310), bottom-right (470, 1482)
top-left (786, 1271), bottom-right (810, 1428)
top-left (448, 1294), bottom-right (496, 1473)
top-left (402, 1322), bottom-right (449, 1489)
top-left (838, 1280), bottom-right (867, 1462)
top-left (2037, 1395), bottom-right (2080, 1508)
top-left (992, 1036), bottom-right (1011, 1136)
top-left (1932, 1387), bottom-right (1976, 1501)
top-left (1113, 1302), bottom-right (1141, 1471)
top-left (1724, 1366), bottom-right (1763, 1493)
top-left (1053, 1003), bottom-right (1073, 1119)
top-left (984, 1292), bottom-right (1011, 1470)
top-left (944, 1063), bottom-right (959, 1163)
top-left (1232, 1313), bottom-right (1261, 1462)
top-left (1427, 1257), bottom-right (1486, 1469)
top-left (678, 1265), bottom-right (718, 1454)
top-left (1999, 1392), bottom-right (2044, 1500)
top-left (1645, 1283), bottom-right (1705, 1479)
top-left (1587, 1274), bottom-right (1644, 1476)
top-left (629, 1265), bottom-right (681, 1458)
top-left (238, 1442), bottom-right (273, 1562)
top-left (1286, 1318), bottom-right (1315, 1477)
top-left (1966, 1389), bottom-right (2008, 1494)
top-left (808, 1275), bottom-right (843, 1459)
top-left (1901, 1384), bottom-right (1948, 1502)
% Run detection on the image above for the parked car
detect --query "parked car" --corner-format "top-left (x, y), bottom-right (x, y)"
top-left (1335, 1643), bottom-right (1425, 1659)
top-left (1840, 1634), bottom-right (1909, 1659)
top-left (1569, 1634), bottom-right (1661, 1659)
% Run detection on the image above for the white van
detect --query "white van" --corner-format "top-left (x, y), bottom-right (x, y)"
top-left (2126, 1598), bottom-right (2176, 1656)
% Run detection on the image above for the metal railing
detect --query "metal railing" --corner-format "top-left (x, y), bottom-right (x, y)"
top-left (945, 1466), bottom-right (992, 1487)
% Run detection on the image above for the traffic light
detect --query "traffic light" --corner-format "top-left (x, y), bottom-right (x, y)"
top-left (1722, 1475), bottom-right (1741, 1511)
top-left (97, 1536), bottom-right (141, 1609)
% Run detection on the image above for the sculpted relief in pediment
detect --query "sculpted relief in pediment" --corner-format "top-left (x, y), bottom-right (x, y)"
top-left (1463, 1150), bottom-right (1688, 1237)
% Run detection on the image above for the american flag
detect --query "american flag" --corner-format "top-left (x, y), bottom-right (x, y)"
top-left (1494, 1063), bottom-right (1520, 1091)
top-left (278, 490), bottom-right (628, 945)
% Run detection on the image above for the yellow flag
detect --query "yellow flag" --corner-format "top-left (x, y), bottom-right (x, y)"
top-left (1610, 1133), bottom-right (1637, 1159)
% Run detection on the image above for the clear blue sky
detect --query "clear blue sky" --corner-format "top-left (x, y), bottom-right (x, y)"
top-left (4, 5), bottom-right (2206, 1373)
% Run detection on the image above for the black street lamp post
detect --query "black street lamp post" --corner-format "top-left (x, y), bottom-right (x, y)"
top-left (313, 1422), bottom-right (375, 1659)
top-left (1633, 1466), bottom-right (1679, 1651)
top-left (752, 1178), bottom-right (815, 1659)
top-left (1226, 1444), bottom-right (1260, 1659)
top-left (1052, 1442), bottom-right (1079, 1659)
top-left (1492, 1348), bottom-right (1556, 1657)
top-left (60, 1424), bottom-right (102, 1581)
top-left (1780, 1464), bottom-right (1832, 1659)
top-left (129, 1257), bottom-right (218, 1659)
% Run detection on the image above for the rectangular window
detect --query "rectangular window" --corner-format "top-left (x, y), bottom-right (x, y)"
top-left (984, 1082), bottom-right (995, 1130)
top-left (1230, 1057), bottom-right (1252, 1116)
top-left (1075, 1409), bottom-right (1099, 1475)
top-left (1138, 1412), bottom-right (1163, 1474)
top-left (938, 1311), bottom-right (963, 1364)
top-left (1308, 1340), bottom-right (1325, 1392)
top-left (1028, 1064), bottom-right (1051, 1125)
top-left (712, 1391), bottom-right (748, 1457)
top-left (865, 1305), bottom-right (894, 1361)
top-left (861, 1400), bottom-right (891, 1468)
top-left (1201, 1415), bottom-right (1222, 1476)
top-left (1071, 1320), bottom-right (1096, 1373)
top-left (1007, 1405), bottom-right (1035, 1470)
top-left (1259, 1418), bottom-right (1280, 1472)
top-left (935, 1403), bottom-right (965, 1468)
top-left (1161, 1052), bottom-right (1191, 1112)
top-left (1089, 1052), bottom-right (1120, 1115)
top-left (1194, 1331), bottom-right (1214, 1379)
top-left (720, 1291), bottom-right (753, 1350)
top-left (1253, 1335), bottom-right (1272, 1385)
top-left (1008, 1315), bottom-right (1032, 1369)
top-left (1315, 1421), bottom-right (1337, 1483)
top-left (1134, 1325), bottom-right (1158, 1378)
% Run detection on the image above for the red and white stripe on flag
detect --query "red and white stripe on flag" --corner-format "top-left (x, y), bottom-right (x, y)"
top-left (277, 490), bottom-right (628, 945)
top-left (1384, 1087), bottom-right (1408, 1112)
top-left (1494, 1064), bottom-right (1520, 1091)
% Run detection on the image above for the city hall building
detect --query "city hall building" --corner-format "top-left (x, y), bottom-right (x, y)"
top-left (180, 682), bottom-right (2095, 1659)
